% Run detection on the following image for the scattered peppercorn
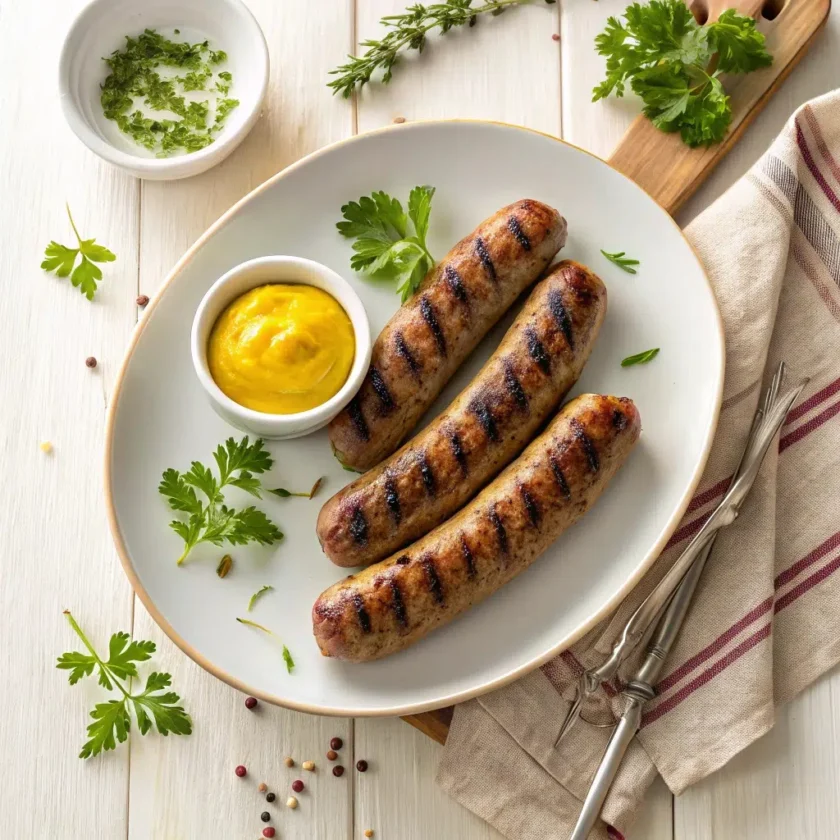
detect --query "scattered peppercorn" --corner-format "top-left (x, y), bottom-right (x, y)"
top-left (327, 749), bottom-right (338, 761)
top-left (260, 811), bottom-right (271, 823)
top-left (356, 760), bottom-right (369, 772)
top-left (262, 829), bottom-right (276, 839)
top-left (332, 765), bottom-right (345, 777)
top-left (266, 791), bottom-right (276, 803)
top-left (552, 33), bottom-right (560, 41)
top-left (292, 779), bottom-right (304, 793)
top-left (286, 796), bottom-right (298, 809)
top-left (85, 356), bottom-right (97, 368)
top-left (235, 765), bottom-right (247, 777)
top-left (284, 756), bottom-right (294, 767)
top-left (302, 760), bottom-right (315, 772)
top-left (365, 830), bottom-right (375, 838)
top-left (136, 294), bottom-right (149, 306)
top-left (393, 116), bottom-right (406, 124)
top-left (258, 782), bottom-right (267, 793)
top-left (245, 696), bottom-right (258, 709)
top-left (40, 441), bottom-right (53, 454)
top-left (330, 737), bottom-right (343, 750)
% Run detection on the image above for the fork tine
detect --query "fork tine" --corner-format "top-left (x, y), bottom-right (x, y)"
top-left (555, 678), bottom-right (585, 746)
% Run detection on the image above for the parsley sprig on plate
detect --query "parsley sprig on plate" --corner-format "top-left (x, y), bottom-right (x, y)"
top-left (56, 611), bottom-right (191, 759)
top-left (593, 0), bottom-right (772, 147)
top-left (337, 186), bottom-right (436, 302)
top-left (41, 204), bottom-right (116, 301)
top-left (159, 436), bottom-right (283, 565)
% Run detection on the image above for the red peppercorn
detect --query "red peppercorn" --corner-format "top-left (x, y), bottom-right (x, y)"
top-left (245, 696), bottom-right (258, 709)
top-left (136, 294), bottom-right (150, 306)
top-left (333, 765), bottom-right (345, 777)
top-left (356, 760), bottom-right (369, 772)
top-left (330, 737), bottom-right (343, 750)
top-left (292, 779), bottom-right (304, 793)
top-left (234, 765), bottom-right (247, 777)
top-left (85, 356), bottom-right (97, 368)
top-left (552, 33), bottom-right (560, 41)
top-left (263, 828), bottom-right (276, 838)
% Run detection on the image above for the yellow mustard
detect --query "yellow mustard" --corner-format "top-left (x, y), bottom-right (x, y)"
top-left (208, 284), bottom-right (355, 415)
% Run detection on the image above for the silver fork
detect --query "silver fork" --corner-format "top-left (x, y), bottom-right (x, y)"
top-left (555, 362), bottom-right (807, 747)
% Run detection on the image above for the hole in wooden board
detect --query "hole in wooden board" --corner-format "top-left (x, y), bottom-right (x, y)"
top-left (761, 0), bottom-right (786, 20)
top-left (690, 1), bottom-right (709, 25)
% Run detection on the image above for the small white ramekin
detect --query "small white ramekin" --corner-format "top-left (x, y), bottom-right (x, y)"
top-left (59, 0), bottom-right (269, 181)
top-left (191, 256), bottom-right (372, 440)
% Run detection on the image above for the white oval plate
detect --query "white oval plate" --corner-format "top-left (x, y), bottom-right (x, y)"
top-left (107, 121), bottom-right (723, 716)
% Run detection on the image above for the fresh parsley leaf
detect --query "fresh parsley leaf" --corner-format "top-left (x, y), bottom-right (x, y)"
top-left (601, 249), bottom-right (640, 274)
top-left (248, 585), bottom-right (274, 611)
top-left (236, 617), bottom-right (295, 675)
top-left (58, 611), bottom-right (191, 760)
top-left (337, 187), bottom-right (436, 302)
top-left (592, 0), bottom-right (772, 147)
top-left (621, 347), bottom-right (660, 367)
top-left (41, 205), bottom-right (116, 300)
top-left (160, 436), bottom-right (283, 565)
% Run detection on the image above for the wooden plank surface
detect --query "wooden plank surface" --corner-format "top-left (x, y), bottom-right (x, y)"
top-left (0, 0), bottom-right (838, 838)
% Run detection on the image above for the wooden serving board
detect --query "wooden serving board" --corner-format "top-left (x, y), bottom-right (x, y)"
top-left (403, 0), bottom-right (831, 745)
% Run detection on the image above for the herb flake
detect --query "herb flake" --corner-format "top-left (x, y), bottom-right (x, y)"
top-left (601, 249), bottom-right (640, 274)
top-left (621, 347), bottom-right (660, 367)
top-left (236, 617), bottom-right (295, 674)
top-left (248, 585), bottom-right (274, 612)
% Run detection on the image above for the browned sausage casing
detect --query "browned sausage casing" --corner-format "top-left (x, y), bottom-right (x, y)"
top-left (317, 261), bottom-right (607, 568)
top-left (313, 394), bottom-right (641, 662)
top-left (328, 199), bottom-right (568, 472)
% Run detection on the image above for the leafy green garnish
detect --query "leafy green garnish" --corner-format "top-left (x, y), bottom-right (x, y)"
top-left (601, 249), bottom-right (640, 274)
top-left (248, 585), bottom-right (274, 612)
top-left (267, 476), bottom-right (324, 500)
top-left (621, 347), bottom-right (660, 367)
top-left (57, 611), bottom-right (191, 759)
top-left (41, 204), bottom-right (116, 301)
top-left (100, 28), bottom-right (239, 157)
top-left (592, 0), bottom-right (772, 147)
top-left (337, 186), bottom-right (437, 302)
top-left (159, 436), bottom-right (283, 565)
top-left (236, 617), bottom-right (295, 673)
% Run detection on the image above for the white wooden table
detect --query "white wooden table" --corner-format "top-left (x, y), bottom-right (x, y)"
top-left (2, 2), bottom-right (839, 838)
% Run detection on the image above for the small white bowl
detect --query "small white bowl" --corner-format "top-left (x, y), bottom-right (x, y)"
top-left (191, 256), bottom-right (372, 440)
top-left (59, 0), bottom-right (269, 181)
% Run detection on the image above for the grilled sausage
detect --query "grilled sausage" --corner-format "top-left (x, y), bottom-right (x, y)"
top-left (313, 394), bottom-right (641, 662)
top-left (329, 200), bottom-right (568, 471)
top-left (317, 261), bottom-right (607, 568)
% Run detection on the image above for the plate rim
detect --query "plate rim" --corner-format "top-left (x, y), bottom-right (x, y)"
top-left (104, 118), bottom-right (725, 717)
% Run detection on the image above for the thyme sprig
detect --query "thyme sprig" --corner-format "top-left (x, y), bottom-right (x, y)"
top-left (328, 0), bottom-right (556, 98)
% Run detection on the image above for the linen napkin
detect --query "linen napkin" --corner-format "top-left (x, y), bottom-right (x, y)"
top-left (438, 89), bottom-right (840, 840)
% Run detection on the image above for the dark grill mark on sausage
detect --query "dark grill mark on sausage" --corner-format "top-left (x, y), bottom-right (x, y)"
top-left (525, 327), bottom-right (550, 374)
top-left (448, 429), bottom-right (467, 474)
top-left (503, 358), bottom-right (528, 410)
top-left (488, 505), bottom-right (508, 556)
top-left (507, 216), bottom-right (531, 251)
top-left (469, 397), bottom-right (499, 442)
top-left (353, 593), bottom-right (371, 633)
top-left (612, 409), bottom-right (628, 431)
top-left (384, 474), bottom-right (401, 525)
top-left (389, 579), bottom-right (408, 628)
top-left (394, 331), bottom-right (420, 377)
top-left (369, 367), bottom-right (394, 413)
top-left (349, 505), bottom-right (368, 545)
top-left (444, 265), bottom-right (468, 304)
top-left (571, 418), bottom-right (600, 473)
top-left (347, 397), bottom-right (369, 441)
top-left (548, 288), bottom-right (574, 350)
top-left (396, 555), bottom-right (410, 565)
top-left (474, 236), bottom-right (497, 283)
top-left (460, 534), bottom-right (477, 579)
top-left (519, 483), bottom-right (541, 527)
top-left (549, 456), bottom-right (572, 500)
top-left (421, 554), bottom-right (445, 605)
top-left (418, 451), bottom-right (436, 497)
top-left (420, 295), bottom-right (447, 356)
